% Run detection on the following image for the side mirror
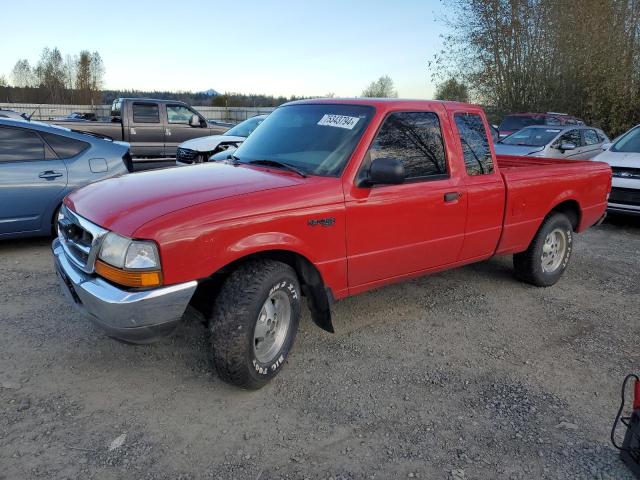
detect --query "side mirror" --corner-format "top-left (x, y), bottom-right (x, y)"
top-left (601, 142), bottom-right (612, 151)
top-left (363, 158), bottom-right (405, 186)
top-left (559, 142), bottom-right (576, 151)
top-left (189, 114), bottom-right (201, 127)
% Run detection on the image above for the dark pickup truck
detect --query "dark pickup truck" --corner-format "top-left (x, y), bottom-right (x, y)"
top-left (51, 98), bottom-right (228, 158)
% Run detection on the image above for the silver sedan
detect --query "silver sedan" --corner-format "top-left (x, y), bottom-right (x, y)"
top-left (494, 125), bottom-right (610, 160)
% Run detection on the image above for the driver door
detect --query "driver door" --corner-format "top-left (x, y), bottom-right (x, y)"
top-left (345, 110), bottom-right (467, 291)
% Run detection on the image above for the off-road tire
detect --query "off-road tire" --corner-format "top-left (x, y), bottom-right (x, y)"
top-left (209, 260), bottom-right (301, 389)
top-left (513, 212), bottom-right (573, 287)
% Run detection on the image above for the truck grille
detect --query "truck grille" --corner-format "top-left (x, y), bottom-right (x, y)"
top-left (612, 167), bottom-right (640, 180)
top-left (176, 147), bottom-right (198, 164)
top-left (57, 205), bottom-right (108, 273)
top-left (609, 187), bottom-right (640, 207)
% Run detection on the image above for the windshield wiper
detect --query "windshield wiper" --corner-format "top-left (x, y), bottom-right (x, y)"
top-left (246, 159), bottom-right (307, 178)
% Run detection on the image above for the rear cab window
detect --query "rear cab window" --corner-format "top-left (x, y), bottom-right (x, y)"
top-left (132, 102), bottom-right (160, 123)
top-left (454, 113), bottom-right (494, 176)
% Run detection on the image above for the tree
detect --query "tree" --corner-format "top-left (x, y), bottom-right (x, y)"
top-left (431, 0), bottom-right (640, 136)
top-left (11, 59), bottom-right (35, 88)
top-left (434, 78), bottom-right (469, 102)
top-left (361, 75), bottom-right (398, 98)
top-left (76, 50), bottom-right (93, 103)
top-left (35, 47), bottom-right (66, 103)
top-left (89, 51), bottom-right (105, 99)
top-left (0, 74), bottom-right (7, 87)
top-left (63, 54), bottom-right (77, 91)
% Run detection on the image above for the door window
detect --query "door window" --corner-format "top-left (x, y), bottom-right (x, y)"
top-left (557, 129), bottom-right (582, 147)
top-left (583, 129), bottom-right (600, 145)
top-left (167, 104), bottom-right (200, 124)
top-left (366, 111), bottom-right (448, 181)
top-left (455, 113), bottom-right (494, 176)
top-left (0, 126), bottom-right (46, 162)
top-left (132, 103), bottom-right (160, 123)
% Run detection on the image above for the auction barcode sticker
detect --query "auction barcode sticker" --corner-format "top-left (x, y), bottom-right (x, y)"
top-left (317, 114), bottom-right (360, 130)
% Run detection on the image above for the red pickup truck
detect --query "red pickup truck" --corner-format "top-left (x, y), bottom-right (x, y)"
top-left (52, 99), bottom-right (611, 389)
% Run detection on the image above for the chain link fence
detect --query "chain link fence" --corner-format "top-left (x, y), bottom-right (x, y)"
top-left (0, 103), bottom-right (275, 123)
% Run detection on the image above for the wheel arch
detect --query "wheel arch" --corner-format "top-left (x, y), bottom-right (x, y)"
top-left (548, 199), bottom-right (581, 231)
top-left (191, 248), bottom-right (334, 333)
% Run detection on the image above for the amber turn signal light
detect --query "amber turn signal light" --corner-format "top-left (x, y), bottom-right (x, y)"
top-left (95, 260), bottom-right (162, 288)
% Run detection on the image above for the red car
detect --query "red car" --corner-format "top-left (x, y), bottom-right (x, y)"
top-left (498, 112), bottom-right (584, 138)
top-left (53, 99), bottom-right (610, 389)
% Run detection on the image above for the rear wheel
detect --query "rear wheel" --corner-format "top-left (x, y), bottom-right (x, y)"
top-left (513, 212), bottom-right (573, 287)
top-left (208, 260), bottom-right (301, 389)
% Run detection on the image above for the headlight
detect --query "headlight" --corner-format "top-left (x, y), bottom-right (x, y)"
top-left (99, 232), bottom-right (131, 268)
top-left (96, 232), bottom-right (162, 288)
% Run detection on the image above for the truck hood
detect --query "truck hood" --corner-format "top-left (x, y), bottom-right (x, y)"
top-left (180, 134), bottom-right (246, 152)
top-left (65, 162), bottom-right (302, 236)
top-left (494, 144), bottom-right (544, 156)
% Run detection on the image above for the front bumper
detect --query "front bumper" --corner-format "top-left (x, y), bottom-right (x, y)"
top-left (52, 238), bottom-right (197, 342)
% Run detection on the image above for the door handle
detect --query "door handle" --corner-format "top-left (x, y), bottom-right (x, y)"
top-left (444, 192), bottom-right (461, 202)
top-left (39, 170), bottom-right (63, 180)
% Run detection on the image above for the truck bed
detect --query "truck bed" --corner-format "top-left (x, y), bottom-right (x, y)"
top-left (495, 154), bottom-right (611, 255)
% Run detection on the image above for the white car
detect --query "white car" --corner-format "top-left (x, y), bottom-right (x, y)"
top-left (593, 125), bottom-right (640, 215)
top-left (176, 115), bottom-right (267, 165)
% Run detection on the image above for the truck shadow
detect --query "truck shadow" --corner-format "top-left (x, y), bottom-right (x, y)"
top-left (603, 213), bottom-right (640, 230)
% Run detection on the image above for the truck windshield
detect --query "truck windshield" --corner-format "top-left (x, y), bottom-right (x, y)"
top-left (232, 104), bottom-right (374, 176)
top-left (500, 127), bottom-right (561, 147)
top-left (611, 126), bottom-right (640, 153)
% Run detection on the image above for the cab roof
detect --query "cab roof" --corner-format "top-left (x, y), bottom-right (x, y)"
top-left (283, 97), bottom-right (479, 112)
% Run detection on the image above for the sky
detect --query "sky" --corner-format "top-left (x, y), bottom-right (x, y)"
top-left (0, 0), bottom-right (448, 98)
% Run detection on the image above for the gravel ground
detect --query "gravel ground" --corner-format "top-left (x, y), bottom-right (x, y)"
top-left (1, 215), bottom-right (639, 479)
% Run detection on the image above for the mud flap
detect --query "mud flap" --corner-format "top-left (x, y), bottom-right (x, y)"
top-left (302, 285), bottom-right (334, 333)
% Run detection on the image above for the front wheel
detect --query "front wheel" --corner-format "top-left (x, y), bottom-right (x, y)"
top-left (209, 260), bottom-right (301, 389)
top-left (513, 212), bottom-right (573, 287)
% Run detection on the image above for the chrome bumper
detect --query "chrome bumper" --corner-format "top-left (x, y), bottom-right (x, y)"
top-left (52, 238), bottom-right (197, 343)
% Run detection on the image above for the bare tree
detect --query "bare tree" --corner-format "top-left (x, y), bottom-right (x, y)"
top-left (431, 0), bottom-right (640, 135)
top-left (35, 47), bottom-right (66, 103)
top-left (89, 51), bottom-right (105, 103)
top-left (76, 50), bottom-right (92, 103)
top-left (11, 59), bottom-right (35, 88)
top-left (434, 78), bottom-right (469, 102)
top-left (0, 74), bottom-right (7, 87)
top-left (63, 54), bottom-right (77, 91)
top-left (361, 75), bottom-right (398, 98)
